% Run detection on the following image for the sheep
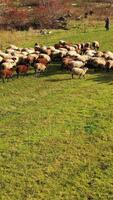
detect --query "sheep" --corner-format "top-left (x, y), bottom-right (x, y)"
top-left (44, 48), bottom-right (52, 56)
top-left (5, 48), bottom-right (15, 54)
top-left (40, 46), bottom-right (52, 56)
top-left (34, 63), bottom-right (47, 77)
top-left (85, 49), bottom-right (96, 57)
top-left (67, 50), bottom-right (78, 57)
top-left (51, 50), bottom-right (61, 61)
top-left (0, 68), bottom-right (14, 83)
top-left (71, 67), bottom-right (88, 79)
top-left (7, 44), bottom-right (18, 50)
top-left (59, 40), bottom-right (66, 45)
top-left (34, 44), bottom-right (41, 51)
top-left (64, 45), bottom-right (75, 51)
top-left (74, 54), bottom-right (89, 63)
top-left (27, 54), bottom-right (39, 65)
top-left (74, 43), bottom-right (82, 52)
top-left (69, 60), bottom-right (84, 69)
top-left (39, 54), bottom-right (51, 63)
top-left (62, 56), bottom-right (73, 70)
top-left (48, 46), bottom-right (56, 51)
top-left (103, 51), bottom-right (113, 60)
top-left (92, 41), bottom-right (99, 50)
top-left (84, 42), bottom-right (91, 48)
top-left (16, 64), bottom-right (29, 78)
top-left (1, 61), bottom-right (16, 69)
top-left (36, 57), bottom-right (49, 67)
top-left (0, 56), bottom-right (3, 63)
top-left (95, 51), bottom-right (104, 57)
top-left (87, 57), bottom-right (106, 70)
top-left (0, 52), bottom-right (12, 59)
top-left (59, 48), bottom-right (68, 58)
top-left (105, 60), bottom-right (113, 71)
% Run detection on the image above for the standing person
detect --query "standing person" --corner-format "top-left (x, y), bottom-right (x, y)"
top-left (105, 17), bottom-right (110, 31)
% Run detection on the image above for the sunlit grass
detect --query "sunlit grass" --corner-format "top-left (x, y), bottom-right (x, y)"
top-left (1, 24), bottom-right (113, 200)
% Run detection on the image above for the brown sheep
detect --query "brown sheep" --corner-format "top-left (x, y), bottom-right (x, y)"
top-left (16, 65), bottom-right (29, 78)
top-left (0, 68), bottom-right (14, 83)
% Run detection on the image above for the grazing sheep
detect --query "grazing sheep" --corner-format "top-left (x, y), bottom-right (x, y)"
top-left (48, 46), bottom-right (56, 51)
top-left (74, 54), bottom-right (89, 63)
top-left (103, 51), bottom-right (113, 60)
top-left (59, 48), bottom-right (68, 58)
top-left (34, 44), bottom-right (41, 51)
top-left (51, 50), bottom-right (61, 61)
top-left (59, 40), bottom-right (66, 45)
top-left (0, 52), bottom-right (12, 59)
top-left (39, 54), bottom-right (51, 63)
top-left (34, 63), bottom-right (46, 77)
top-left (87, 57), bottom-right (106, 70)
top-left (85, 49), bottom-right (96, 57)
top-left (64, 45), bottom-right (75, 51)
top-left (69, 60), bottom-right (84, 71)
top-left (67, 50), bottom-right (78, 57)
top-left (92, 41), bottom-right (99, 50)
top-left (27, 54), bottom-right (39, 65)
top-left (0, 68), bottom-right (14, 83)
top-left (95, 51), bottom-right (104, 57)
top-left (1, 61), bottom-right (16, 69)
top-left (0, 56), bottom-right (3, 63)
top-left (71, 67), bottom-right (88, 79)
top-left (7, 44), bottom-right (18, 50)
top-left (105, 60), bottom-right (113, 71)
top-left (16, 64), bottom-right (29, 78)
top-left (62, 56), bottom-right (73, 70)
top-left (5, 48), bottom-right (15, 54)
top-left (84, 42), bottom-right (91, 48)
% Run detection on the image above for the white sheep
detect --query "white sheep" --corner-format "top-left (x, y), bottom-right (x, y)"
top-left (69, 60), bottom-right (84, 69)
top-left (1, 61), bottom-right (16, 69)
top-left (92, 41), bottom-right (99, 50)
top-left (71, 67), bottom-right (88, 79)
top-left (0, 56), bottom-right (3, 62)
top-left (59, 40), bottom-right (66, 45)
top-left (85, 49), bottom-right (96, 57)
top-left (103, 51), bottom-right (113, 60)
top-left (67, 51), bottom-right (78, 57)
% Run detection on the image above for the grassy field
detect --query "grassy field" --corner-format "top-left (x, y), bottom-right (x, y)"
top-left (1, 25), bottom-right (113, 200)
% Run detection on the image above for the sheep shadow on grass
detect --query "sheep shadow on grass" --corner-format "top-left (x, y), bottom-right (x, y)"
top-left (87, 72), bottom-right (113, 84)
top-left (45, 77), bottom-right (71, 82)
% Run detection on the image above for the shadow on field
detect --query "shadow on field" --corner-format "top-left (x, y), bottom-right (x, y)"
top-left (45, 77), bottom-right (71, 82)
top-left (88, 72), bottom-right (113, 84)
top-left (41, 62), bottom-right (68, 77)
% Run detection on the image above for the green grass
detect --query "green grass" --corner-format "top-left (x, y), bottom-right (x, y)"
top-left (1, 25), bottom-right (113, 200)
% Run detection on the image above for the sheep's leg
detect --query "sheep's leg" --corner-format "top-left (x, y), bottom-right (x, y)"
top-left (17, 72), bottom-right (19, 78)
top-left (24, 72), bottom-right (28, 77)
top-left (2, 77), bottom-right (5, 83)
top-left (106, 68), bottom-right (109, 72)
top-left (72, 73), bottom-right (74, 79)
top-left (79, 74), bottom-right (82, 79)
top-left (11, 75), bottom-right (14, 81)
top-left (36, 71), bottom-right (40, 78)
top-left (34, 68), bottom-right (36, 75)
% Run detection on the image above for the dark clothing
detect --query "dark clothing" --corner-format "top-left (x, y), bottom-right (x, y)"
top-left (105, 17), bottom-right (110, 31)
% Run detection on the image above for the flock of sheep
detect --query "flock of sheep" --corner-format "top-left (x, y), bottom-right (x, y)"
top-left (0, 39), bottom-right (113, 82)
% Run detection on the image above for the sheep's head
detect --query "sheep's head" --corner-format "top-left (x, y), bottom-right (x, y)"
top-left (84, 67), bottom-right (88, 72)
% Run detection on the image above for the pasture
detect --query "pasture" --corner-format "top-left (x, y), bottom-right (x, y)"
top-left (1, 24), bottom-right (113, 200)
